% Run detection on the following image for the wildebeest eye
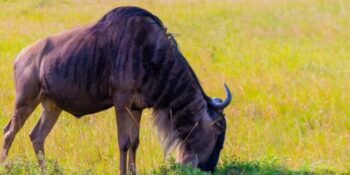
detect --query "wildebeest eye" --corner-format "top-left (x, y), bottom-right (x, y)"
top-left (209, 112), bottom-right (226, 134)
top-left (208, 109), bottom-right (224, 120)
top-left (213, 121), bottom-right (226, 134)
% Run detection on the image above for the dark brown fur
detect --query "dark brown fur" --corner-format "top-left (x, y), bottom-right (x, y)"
top-left (1, 7), bottom-right (230, 174)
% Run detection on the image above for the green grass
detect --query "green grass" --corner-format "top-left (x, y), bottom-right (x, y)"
top-left (0, 0), bottom-right (349, 174)
top-left (0, 157), bottom-right (342, 175)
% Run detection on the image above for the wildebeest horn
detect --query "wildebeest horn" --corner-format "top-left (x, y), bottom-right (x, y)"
top-left (209, 84), bottom-right (232, 109)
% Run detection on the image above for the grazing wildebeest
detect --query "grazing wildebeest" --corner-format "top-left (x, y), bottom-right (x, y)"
top-left (1, 6), bottom-right (231, 174)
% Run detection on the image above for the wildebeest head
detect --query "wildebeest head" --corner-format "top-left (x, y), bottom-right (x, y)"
top-left (176, 84), bottom-right (231, 172)
top-left (199, 84), bottom-right (231, 171)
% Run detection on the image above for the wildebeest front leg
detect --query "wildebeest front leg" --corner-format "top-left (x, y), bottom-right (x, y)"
top-left (113, 93), bottom-right (142, 175)
top-left (126, 109), bottom-right (141, 174)
top-left (29, 99), bottom-right (61, 166)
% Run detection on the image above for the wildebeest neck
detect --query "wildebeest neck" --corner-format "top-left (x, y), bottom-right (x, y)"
top-left (149, 34), bottom-right (209, 156)
top-left (149, 39), bottom-right (207, 113)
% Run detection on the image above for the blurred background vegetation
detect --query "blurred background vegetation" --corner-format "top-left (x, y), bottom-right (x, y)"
top-left (0, 0), bottom-right (349, 174)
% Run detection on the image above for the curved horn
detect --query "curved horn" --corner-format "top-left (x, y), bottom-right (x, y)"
top-left (209, 83), bottom-right (232, 109)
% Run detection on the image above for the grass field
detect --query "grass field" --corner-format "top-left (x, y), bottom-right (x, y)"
top-left (0, 0), bottom-right (349, 174)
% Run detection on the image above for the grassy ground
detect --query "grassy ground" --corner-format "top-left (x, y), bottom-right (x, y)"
top-left (0, 0), bottom-right (349, 174)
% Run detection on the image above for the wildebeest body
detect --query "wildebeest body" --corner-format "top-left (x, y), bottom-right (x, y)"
top-left (38, 21), bottom-right (150, 116)
top-left (2, 7), bottom-right (231, 174)
top-left (38, 26), bottom-right (113, 116)
top-left (35, 9), bottom-right (196, 117)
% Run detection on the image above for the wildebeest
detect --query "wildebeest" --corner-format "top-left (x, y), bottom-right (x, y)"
top-left (1, 6), bottom-right (231, 174)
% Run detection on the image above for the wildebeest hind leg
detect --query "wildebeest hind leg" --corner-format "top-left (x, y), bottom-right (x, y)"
top-left (29, 98), bottom-right (61, 167)
top-left (1, 94), bottom-right (40, 161)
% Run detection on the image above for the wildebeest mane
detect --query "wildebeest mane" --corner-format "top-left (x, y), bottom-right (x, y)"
top-left (91, 6), bottom-right (164, 33)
